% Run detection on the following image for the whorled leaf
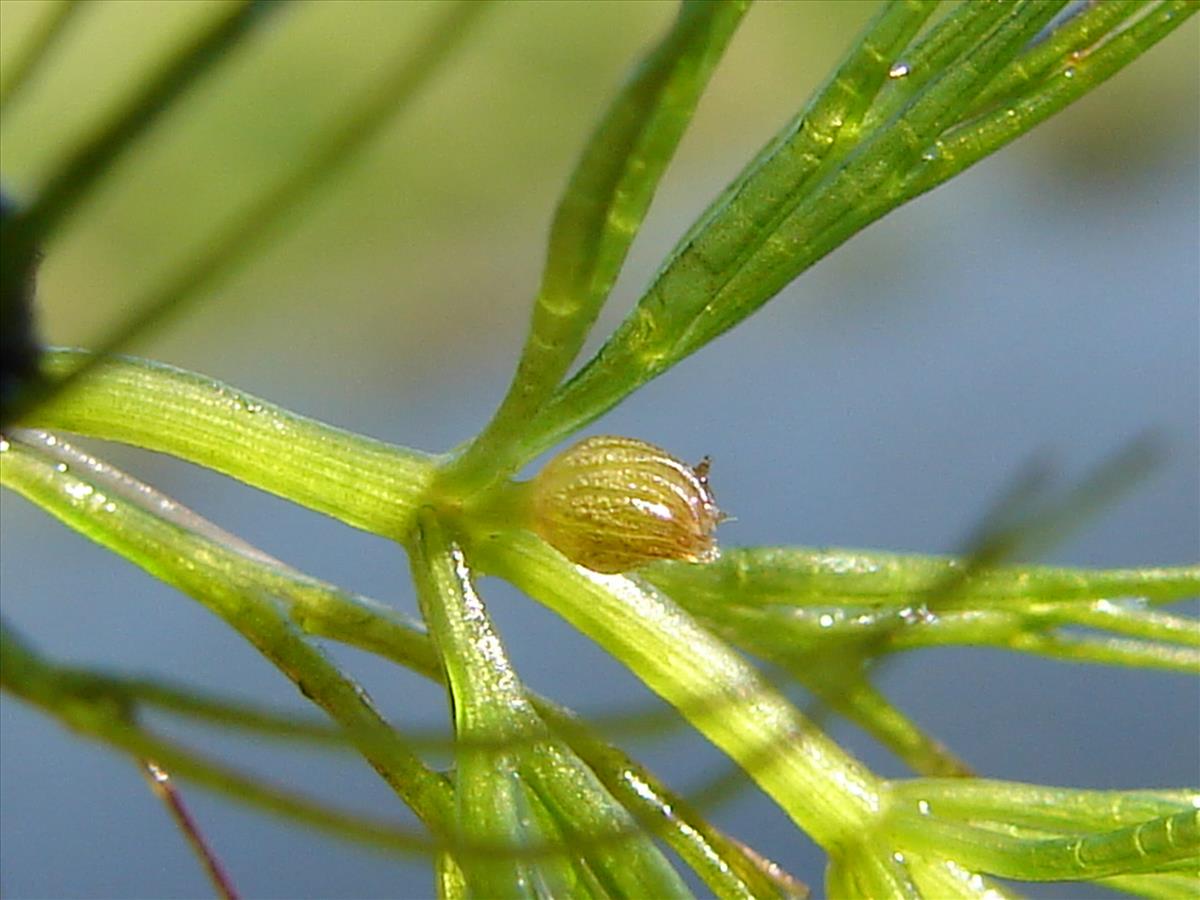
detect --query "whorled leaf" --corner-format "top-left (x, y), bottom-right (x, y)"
top-left (511, 0), bottom-right (1195, 463)
top-left (445, 0), bottom-right (750, 493)
top-left (1, 426), bottom-right (805, 896)
top-left (0, 429), bottom-right (453, 826)
top-left (409, 509), bottom-right (693, 897)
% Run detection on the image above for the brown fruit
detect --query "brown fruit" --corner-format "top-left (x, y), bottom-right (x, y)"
top-left (528, 435), bottom-right (722, 574)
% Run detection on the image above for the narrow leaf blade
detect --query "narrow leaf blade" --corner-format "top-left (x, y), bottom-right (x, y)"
top-left (445, 0), bottom-right (750, 491)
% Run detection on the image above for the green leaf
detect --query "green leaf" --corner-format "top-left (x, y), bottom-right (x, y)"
top-left (892, 780), bottom-right (1198, 833)
top-left (409, 510), bottom-right (692, 898)
top-left (665, 0), bottom-right (941, 265)
top-left (643, 548), bottom-right (1199, 674)
top-left (907, 0), bottom-right (1198, 198)
top-left (644, 547), bottom-right (1200, 607)
top-left (644, 544), bottom-right (1197, 770)
top-left (2, 0), bottom-right (278, 256)
top-left (0, 0), bottom-right (85, 113)
top-left (5, 0), bottom-right (489, 423)
top-left (4, 428), bottom-right (805, 894)
top-left (0, 617), bottom-right (446, 857)
top-left (514, 0), bottom-right (940, 459)
top-left (24, 349), bottom-right (436, 537)
top-left (602, 0), bottom-right (1067, 361)
top-left (475, 528), bottom-right (883, 850)
top-left (889, 810), bottom-right (1199, 881)
top-left (444, 0), bottom-right (750, 493)
top-left (508, 0), bottom-right (1195, 462)
top-left (860, 0), bottom-right (1019, 131)
top-left (887, 781), bottom-right (1200, 883)
top-left (963, 0), bottom-right (1148, 116)
top-left (0, 429), bottom-right (453, 826)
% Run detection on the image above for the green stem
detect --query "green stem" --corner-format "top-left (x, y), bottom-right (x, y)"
top-left (443, 0), bottom-right (749, 494)
top-left (1, 620), bottom-right (445, 857)
top-left (409, 510), bottom-right (693, 897)
top-left (643, 547), bottom-right (1199, 607)
top-left (892, 780), bottom-right (1197, 832)
top-left (21, 350), bottom-right (436, 537)
top-left (0, 430), bottom-right (453, 826)
top-left (4, 427), bottom-right (806, 894)
top-left (889, 809), bottom-right (1198, 880)
top-left (409, 510), bottom-right (556, 897)
top-left (476, 530), bottom-right (883, 851)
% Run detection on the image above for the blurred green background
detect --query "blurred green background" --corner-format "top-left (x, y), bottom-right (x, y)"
top-left (1, 2), bottom-right (1197, 898)
top-left (1, 0), bottom-right (1193, 392)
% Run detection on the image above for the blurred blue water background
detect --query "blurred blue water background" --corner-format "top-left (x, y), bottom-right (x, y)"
top-left (1, 2), bottom-right (1197, 897)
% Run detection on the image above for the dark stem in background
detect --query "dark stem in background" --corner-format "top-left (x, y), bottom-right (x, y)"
top-left (1, 0), bottom-right (280, 426)
top-left (0, 0), bottom-right (86, 113)
top-left (0, 0), bottom-right (490, 428)
top-left (139, 759), bottom-right (240, 900)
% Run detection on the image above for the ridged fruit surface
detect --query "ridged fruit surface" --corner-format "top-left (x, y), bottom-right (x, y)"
top-left (528, 435), bottom-right (722, 574)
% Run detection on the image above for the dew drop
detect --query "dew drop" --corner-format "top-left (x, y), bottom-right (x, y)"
top-left (1063, 66), bottom-right (1076, 79)
top-left (65, 482), bottom-right (94, 501)
top-left (888, 61), bottom-right (910, 79)
top-left (918, 799), bottom-right (932, 816)
top-left (818, 613), bottom-right (835, 628)
top-left (0, 438), bottom-right (9, 453)
top-left (54, 462), bottom-right (68, 473)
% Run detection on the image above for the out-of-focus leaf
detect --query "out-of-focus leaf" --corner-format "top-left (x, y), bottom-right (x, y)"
top-left (4, 1), bottom-right (487, 422)
top-left (0, 429), bottom-right (453, 826)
